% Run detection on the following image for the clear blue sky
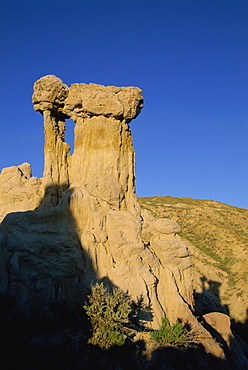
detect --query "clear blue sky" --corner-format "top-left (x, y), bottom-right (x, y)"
top-left (1, 0), bottom-right (247, 209)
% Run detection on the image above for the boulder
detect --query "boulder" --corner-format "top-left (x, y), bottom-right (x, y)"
top-left (203, 312), bottom-right (248, 367)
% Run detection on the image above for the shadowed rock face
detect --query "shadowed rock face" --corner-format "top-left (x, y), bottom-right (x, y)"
top-left (0, 75), bottom-right (236, 359)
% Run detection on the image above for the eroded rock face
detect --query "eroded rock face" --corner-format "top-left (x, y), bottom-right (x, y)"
top-left (0, 163), bottom-right (43, 222)
top-left (0, 200), bottom-right (85, 317)
top-left (0, 75), bottom-right (231, 358)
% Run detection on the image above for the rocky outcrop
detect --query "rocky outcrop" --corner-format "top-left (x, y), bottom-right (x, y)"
top-left (140, 210), bottom-right (226, 358)
top-left (0, 163), bottom-right (43, 221)
top-left (139, 196), bottom-right (248, 324)
top-left (1, 75), bottom-right (241, 360)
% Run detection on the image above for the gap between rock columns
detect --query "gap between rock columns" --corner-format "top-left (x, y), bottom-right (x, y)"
top-left (42, 110), bottom-right (70, 189)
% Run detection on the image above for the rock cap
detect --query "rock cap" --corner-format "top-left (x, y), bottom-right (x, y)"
top-left (63, 82), bottom-right (144, 122)
top-left (32, 74), bottom-right (69, 114)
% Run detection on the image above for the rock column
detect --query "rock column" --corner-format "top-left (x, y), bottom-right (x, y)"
top-left (63, 83), bottom-right (144, 216)
top-left (32, 75), bottom-right (70, 194)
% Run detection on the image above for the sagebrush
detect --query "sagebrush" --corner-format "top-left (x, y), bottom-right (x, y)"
top-left (151, 317), bottom-right (193, 347)
top-left (83, 282), bottom-right (132, 349)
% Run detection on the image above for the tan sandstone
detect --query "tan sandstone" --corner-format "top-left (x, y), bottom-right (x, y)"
top-left (0, 163), bottom-right (43, 221)
top-left (0, 75), bottom-right (234, 359)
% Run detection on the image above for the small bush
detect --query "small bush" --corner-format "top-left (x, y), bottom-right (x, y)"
top-left (83, 282), bottom-right (132, 349)
top-left (151, 318), bottom-right (192, 347)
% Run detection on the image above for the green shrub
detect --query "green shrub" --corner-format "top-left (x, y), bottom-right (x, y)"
top-left (151, 318), bottom-right (192, 347)
top-left (83, 282), bottom-right (132, 349)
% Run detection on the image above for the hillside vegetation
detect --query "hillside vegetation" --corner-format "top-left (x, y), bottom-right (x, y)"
top-left (139, 196), bottom-right (248, 322)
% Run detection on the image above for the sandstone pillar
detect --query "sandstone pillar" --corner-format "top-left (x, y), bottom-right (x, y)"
top-left (63, 82), bottom-right (144, 216)
top-left (32, 75), bottom-right (70, 192)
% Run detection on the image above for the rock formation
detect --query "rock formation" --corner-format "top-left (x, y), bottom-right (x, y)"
top-left (32, 75), bottom-right (70, 191)
top-left (0, 163), bottom-right (43, 221)
top-left (1, 75), bottom-right (245, 361)
top-left (32, 75), bottom-right (143, 215)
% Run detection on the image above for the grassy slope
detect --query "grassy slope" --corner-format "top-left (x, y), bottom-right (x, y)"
top-left (139, 196), bottom-right (248, 322)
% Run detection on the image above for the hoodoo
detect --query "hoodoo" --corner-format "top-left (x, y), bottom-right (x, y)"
top-left (1, 75), bottom-right (242, 360)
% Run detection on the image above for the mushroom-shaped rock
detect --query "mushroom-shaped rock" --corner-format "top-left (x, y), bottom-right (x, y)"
top-left (63, 82), bottom-right (143, 122)
top-left (32, 75), bottom-right (70, 191)
top-left (32, 74), bottom-right (69, 115)
top-left (32, 75), bottom-right (144, 212)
